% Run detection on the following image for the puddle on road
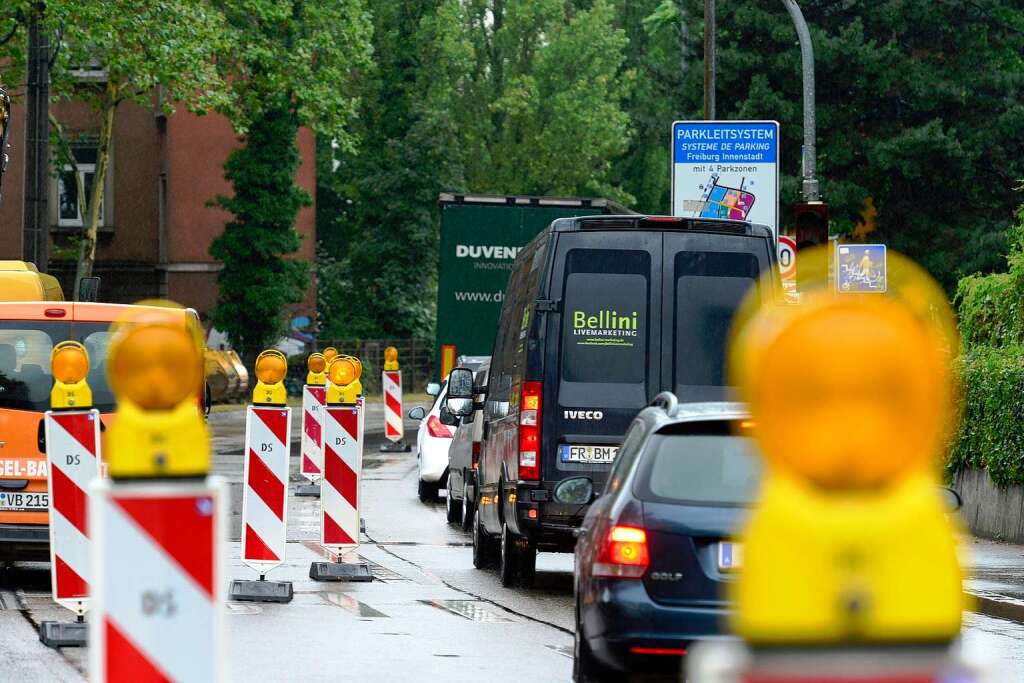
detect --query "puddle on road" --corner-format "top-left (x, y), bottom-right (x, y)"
top-left (420, 599), bottom-right (519, 623)
top-left (323, 592), bottom-right (389, 618)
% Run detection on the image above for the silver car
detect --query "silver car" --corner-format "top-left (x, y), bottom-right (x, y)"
top-left (445, 359), bottom-right (489, 530)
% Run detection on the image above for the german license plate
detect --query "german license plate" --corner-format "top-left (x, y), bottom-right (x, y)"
top-left (559, 444), bottom-right (618, 464)
top-left (718, 542), bottom-right (742, 570)
top-left (0, 492), bottom-right (49, 512)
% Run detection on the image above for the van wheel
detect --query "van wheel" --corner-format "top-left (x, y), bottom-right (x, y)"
top-left (445, 487), bottom-right (462, 524)
top-left (418, 479), bottom-right (438, 503)
top-left (472, 506), bottom-right (496, 569)
top-left (499, 523), bottom-right (522, 587)
top-left (460, 479), bottom-right (474, 531)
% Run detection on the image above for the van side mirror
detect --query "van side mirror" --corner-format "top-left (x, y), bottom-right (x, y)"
top-left (426, 382), bottom-right (441, 397)
top-left (77, 276), bottom-right (101, 302)
top-left (940, 487), bottom-right (962, 512)
top-left (445, 367), bottom-right (474, 417)
top-left (408, 406), bottom-right (426, 420)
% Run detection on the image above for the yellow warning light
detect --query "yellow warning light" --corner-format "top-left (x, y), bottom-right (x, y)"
top-left (384, 346), bottom-right (399, 371)
top-left (253, 349), bottom-right (288, 406)
top-left (104, 301), bottom-right (209, 479)
top-left (727, 248), bottom-right (966, 646)
top-left (308, 353), bottom-right (326, 374)
top-left (109, 323), bottom-right (203, 411)
top-left (52, 341), bottom-right (89, 384)
top-left (50, 341), bottom-right (92, 409)
top-left (323, 347), bottom-right (338, 363)
top-left (328, 357), bottom-right (356, 387)
top-left (342, 354), bottom-right (363, 381)
top-left (306, 352), bottom-right (327, 386)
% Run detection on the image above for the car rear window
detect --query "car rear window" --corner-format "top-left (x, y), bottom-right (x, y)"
top-left (559, 248), bottom-right (650, 409)
top-left (673, 251), bottom-right (761, 400)
top-left (0, 320), bottom-right (116, 412)
top-left (636, 422), bottom-right (761, 506)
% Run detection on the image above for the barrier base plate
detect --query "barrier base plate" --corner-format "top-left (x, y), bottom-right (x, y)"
top-left (380, 441), bottom-right (411, 452)
top-left (295, 483), bottom-right (321, 497)
top-left (39, 620), bottom-right (87, 648)
top-left (229, 579), bottom-right (294, 603)
top-left (309, 561), bottom-right (373, 582)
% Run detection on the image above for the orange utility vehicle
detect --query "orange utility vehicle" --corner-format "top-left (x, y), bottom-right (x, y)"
top-left (0, 299), bottom-right (203, 560)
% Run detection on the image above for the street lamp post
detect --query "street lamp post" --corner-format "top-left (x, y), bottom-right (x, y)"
top-left (703, 0), bottom-right (716, 120)
top-left (781, 0), bottom-right (820, 202)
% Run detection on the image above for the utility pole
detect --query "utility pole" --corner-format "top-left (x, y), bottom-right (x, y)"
top-left (781, 0), bottom-right (819, 202)
top-left (23, 1), bottom-right (50, 270)
top-left (703, 0), bottom-right (716, 120)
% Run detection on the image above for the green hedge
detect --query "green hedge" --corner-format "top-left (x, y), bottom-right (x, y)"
top-left (948, 345), bottom-right (1024, 486)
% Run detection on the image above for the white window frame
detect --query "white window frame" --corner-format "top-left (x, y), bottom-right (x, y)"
top-left (57, 146), bottom-right (104, 228)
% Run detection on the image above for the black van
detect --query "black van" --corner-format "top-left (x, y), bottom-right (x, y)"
top-left (453, 214), bottom-right (777, 587)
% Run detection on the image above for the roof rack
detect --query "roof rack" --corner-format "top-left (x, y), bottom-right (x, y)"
top-left (650, 391), bottom-right (679, 416)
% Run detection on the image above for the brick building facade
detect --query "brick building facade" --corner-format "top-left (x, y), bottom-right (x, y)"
top-left (0, 92), bottom-right (316, 325)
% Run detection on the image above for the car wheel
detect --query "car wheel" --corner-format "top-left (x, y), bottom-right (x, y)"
top-left (472, 506), bottom-right (495, 569)
top-left (574, 600), bottom-right (613, 683)
top-left (499, 522), bottom-right (519, 587)
top-left (460, 478), bottom-right (474, 531)
top-left (445, 487), bottom-right (462, 524)
top-left (418, 478), bottom-right (438, 503)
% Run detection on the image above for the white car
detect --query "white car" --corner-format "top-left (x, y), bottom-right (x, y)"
top-left (409, 379), bottom-right (456, 502)
top-left (445, 360), bottom-right (489, 529)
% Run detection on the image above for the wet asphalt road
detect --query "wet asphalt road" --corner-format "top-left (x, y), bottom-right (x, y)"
top-left (3, 403), bottom-right (1024, 680)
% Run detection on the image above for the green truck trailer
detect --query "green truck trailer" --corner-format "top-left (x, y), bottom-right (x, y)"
top-left (435, 193), bottom-right (631, 378)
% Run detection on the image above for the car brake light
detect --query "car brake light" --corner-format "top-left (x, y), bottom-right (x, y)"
top-left (629, 647), bottom-right (687, 656)
top-left (427, 415), bottom-right (452, 439)
top-left (518, 381), bottom-right (542, 481)
top-left (44, 308), bottom-right (66, 318)
top-left (471, 441), bottom-right (480, 470)
top-left (593, 525), bottom-right (650, 578)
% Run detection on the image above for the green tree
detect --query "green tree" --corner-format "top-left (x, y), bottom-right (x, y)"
top-left (210, 0), bottom-right (373, 360)
top-left (1, 0), bottom-right (230, 295)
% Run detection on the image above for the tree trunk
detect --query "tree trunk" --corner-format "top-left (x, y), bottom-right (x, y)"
top-left (74, 93), bottom-right (116, 299)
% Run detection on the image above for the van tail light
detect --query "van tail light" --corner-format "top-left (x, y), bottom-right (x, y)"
top-left (471, 441), bottom-right (480, 470)
top-left (427, 415), bottom-right (452, 439)
top-left (593, 525), bottom-right (650, 578)
top-left (518, 381), bottom-right (542, 481)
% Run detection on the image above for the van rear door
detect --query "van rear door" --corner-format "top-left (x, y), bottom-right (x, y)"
top-left (661, 231), bottom-right (773, 401)
top-left (545, 231), bottom-right (661, 487)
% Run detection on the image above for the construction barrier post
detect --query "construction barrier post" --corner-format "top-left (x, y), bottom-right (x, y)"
top-left (39, 341), bottom-right (97, 648)
top-left (297, 352), bottom-right (327, 497)
top-left (90, 301), bottom-right (225, 683)
top-left (231, 350), bottom-right (293, 603)
top-left (310, 356), bottom-right (371, 582)
top-left (380, 346), bottom-right (411, 452)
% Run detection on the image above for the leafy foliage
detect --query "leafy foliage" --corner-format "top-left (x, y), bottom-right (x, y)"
top-left (209, 100), bottom-right (309, 361)
top-left (956, 206), bottom-right (1024, 348)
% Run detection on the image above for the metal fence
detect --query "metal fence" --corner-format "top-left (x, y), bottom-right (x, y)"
top-left (286, 339), bottom-right (435, 396)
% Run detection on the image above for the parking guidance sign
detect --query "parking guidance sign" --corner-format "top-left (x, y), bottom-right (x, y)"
top-left (672, 121), bottom-right (780, 235)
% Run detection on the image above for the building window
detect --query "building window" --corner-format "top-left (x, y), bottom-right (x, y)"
top-left (58, 145), bottom-right (103, 228)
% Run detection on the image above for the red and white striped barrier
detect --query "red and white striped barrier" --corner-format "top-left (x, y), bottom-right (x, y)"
top-left (382, 371), bottom-right (403, 442)
top-left (90, 478), bottom-right (225, 682)
top-left (300, 385), bottom-right (325, 482)
top-left (44, 409), bottom-right (101, 615)
top-left (241, 406), bottom-right (291, 573)
top-left (321, 403), bottom-right (361, 553)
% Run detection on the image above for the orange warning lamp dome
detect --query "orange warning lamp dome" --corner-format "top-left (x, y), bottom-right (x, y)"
top-left (254, 350), bottom-right (288, 385)
top-left (342, 355), bottom-right (362, 381)
top-left (323, 347), bottom-right (338, 363)
top-left (108, 321), bottom-right (203, 411)
top-left (328, 357), bottom-right (357, 387)
top-left (729, 250), bottom-right (957, 491)
top-left (385, 347), bottom-right (398, 363)
top-left (51, 341), bottom-right (90, 384)
top-left (307, 353), bottom-right (326, 374)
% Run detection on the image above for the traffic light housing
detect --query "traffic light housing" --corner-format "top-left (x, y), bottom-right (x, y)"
top-left (793, 202), bottom-right (830, 293)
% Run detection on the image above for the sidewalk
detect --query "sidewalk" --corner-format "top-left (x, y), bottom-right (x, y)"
top-left (967, 537), bottom-right (1024, 622)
